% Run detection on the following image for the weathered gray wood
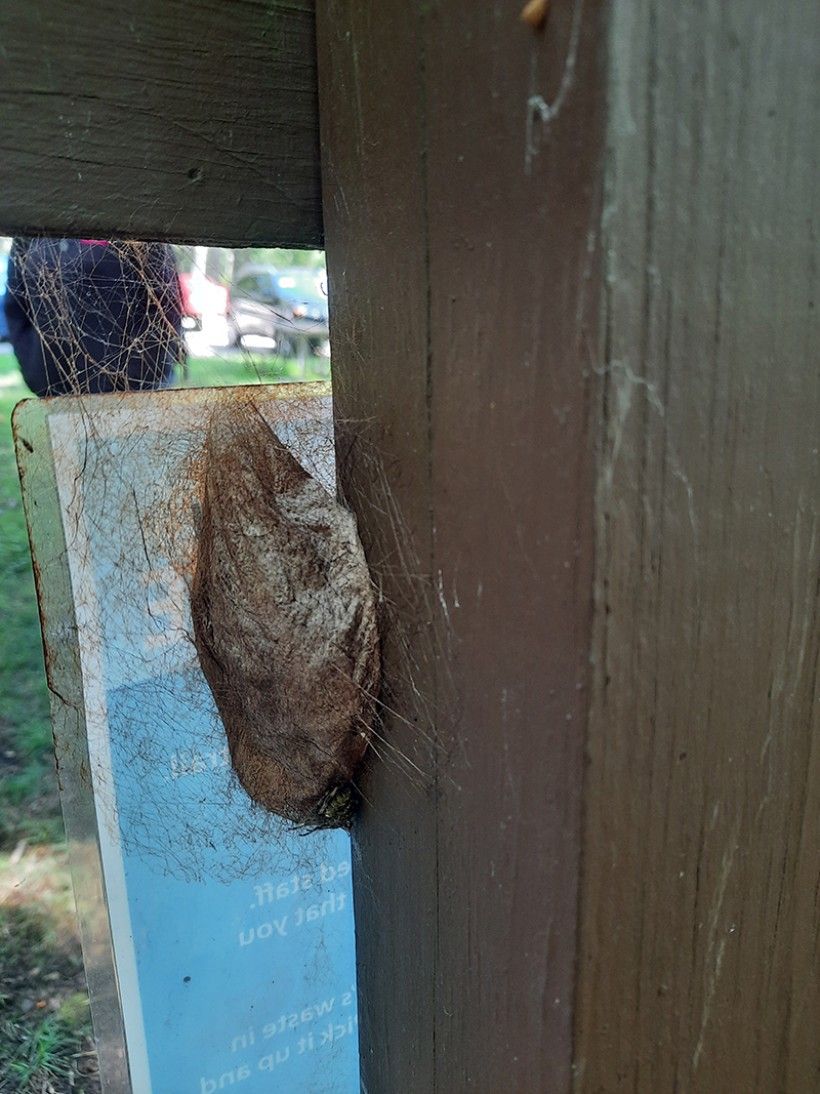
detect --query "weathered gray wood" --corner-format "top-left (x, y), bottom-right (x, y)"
top-left (0, 0), bottom-right (321, 246)
top-left (317, 1), bottom-right (606, 1089)
top-left (575, 0), bottom-right (820, 1089)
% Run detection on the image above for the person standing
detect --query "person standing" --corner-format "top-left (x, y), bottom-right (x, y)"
top-left (3, 238), bottom-right (185, 396)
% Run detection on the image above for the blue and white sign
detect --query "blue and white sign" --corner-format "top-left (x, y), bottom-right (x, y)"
top-left (15, 386), bottom-right (359, 1094)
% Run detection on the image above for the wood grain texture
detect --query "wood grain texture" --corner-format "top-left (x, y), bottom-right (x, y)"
top-left (0, 0), bottom-right (321, 246)
top-left (426, 3), bottom-right (604, 1090)
top-left (575, 0), bottom-right (820, 1090)
top-left (316, 2), bottom-right (439, 1088)
top-left (317, 0), bottom-right (606, 1089)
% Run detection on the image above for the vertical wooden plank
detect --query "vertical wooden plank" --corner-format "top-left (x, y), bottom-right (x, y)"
top-left (317, 1), bottom-right (607, 1089)
top-left (576, 0), bottom-right (819, 1089)
top-left (316, 4), bottom-right (438, 1089)
top-left (425, 3), bottom-right (604, 1090)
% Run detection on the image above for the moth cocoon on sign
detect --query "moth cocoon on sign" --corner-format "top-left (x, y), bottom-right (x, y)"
top-left (191, 397), bottom-right (380, 829)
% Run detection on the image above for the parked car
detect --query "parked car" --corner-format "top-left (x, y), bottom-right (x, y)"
top-left (227, 266), bottom-right (329, 356)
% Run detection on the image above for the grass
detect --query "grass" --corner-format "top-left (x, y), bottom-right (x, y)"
top-left (180, 348), bottom-right (329, 388)
top-left (0, 345), bottom-right (330, 1090)
top-left (0, 354), bottom-right (57, 850)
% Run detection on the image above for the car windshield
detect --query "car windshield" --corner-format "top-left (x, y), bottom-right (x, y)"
top-left (275, 269), bottom-right (325, 305)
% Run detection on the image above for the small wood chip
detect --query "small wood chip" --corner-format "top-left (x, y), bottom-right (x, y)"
top-left (521, 0), bottom-right (551, 30)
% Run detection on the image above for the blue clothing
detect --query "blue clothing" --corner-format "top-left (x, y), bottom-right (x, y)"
top-left (3, 239), bottom-right (183, 396)
top-left (0, 254), bottom-right (9, 341)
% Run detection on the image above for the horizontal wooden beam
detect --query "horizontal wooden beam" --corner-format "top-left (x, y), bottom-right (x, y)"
top-left (0, 0), bottom-right (322, 247)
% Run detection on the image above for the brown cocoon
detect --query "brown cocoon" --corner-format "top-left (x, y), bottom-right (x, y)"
top-left (191, 398), bottom-right (380, 828)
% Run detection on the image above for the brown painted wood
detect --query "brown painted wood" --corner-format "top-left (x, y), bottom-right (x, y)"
top-left (425, 4), bottom-right (604, 1090)
top-left (317, 1), bottom-right (606, 1089)
top-left (0, 0), bottom-right (321, 246)
top-left (316, 3), bottom-right (438, 1088)
top-left (575, 0), bottom-right (820, 1090)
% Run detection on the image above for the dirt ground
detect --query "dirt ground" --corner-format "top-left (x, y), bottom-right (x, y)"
top-left (0, 847), bottom-right (101, 1094)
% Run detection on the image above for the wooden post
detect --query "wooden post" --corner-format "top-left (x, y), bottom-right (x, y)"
top-left (316, 1), bottom-right (607, 1088)
top-left (0, 0), bottom-right (816, 1087)
top-left (575, 1), bottom-right (820, 1089)
top-left (317, 0), bottom-right (818, 1090)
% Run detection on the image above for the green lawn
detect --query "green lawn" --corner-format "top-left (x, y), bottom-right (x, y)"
top-left (179, 350), bottom-right (330, 388)
top-left (0, 354), bottom-right (56, 850)
top-left (0, 351), bottom-right (96, 1091)
top-left (0, 346), bottom-right (329, 1092)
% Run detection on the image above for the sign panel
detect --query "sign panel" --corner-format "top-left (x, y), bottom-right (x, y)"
top-left (14, 386), bottom-right (359, 1094)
